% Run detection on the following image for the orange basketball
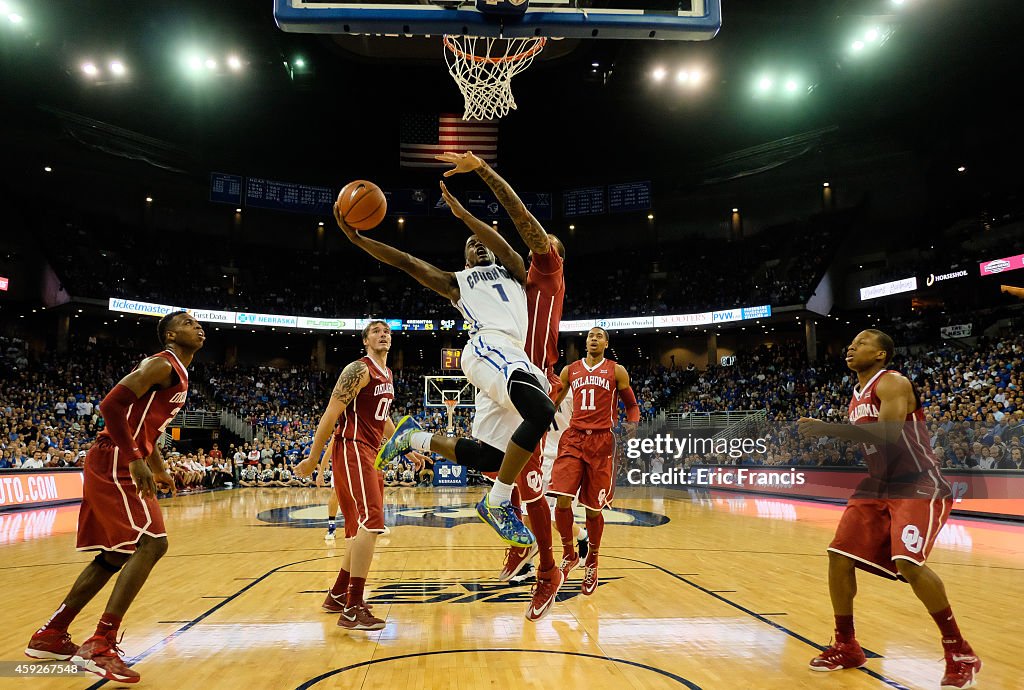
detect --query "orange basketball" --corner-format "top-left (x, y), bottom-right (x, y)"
top-left (337, 180), bottom-right (387, 231)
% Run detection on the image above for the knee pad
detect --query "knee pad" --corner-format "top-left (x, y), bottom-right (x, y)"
top-left (508, 369), bottom-right (554, 451)
top-left (454, 438), bottom-right (505, 472)
top-left (94, 552), bottom-right (124, 573)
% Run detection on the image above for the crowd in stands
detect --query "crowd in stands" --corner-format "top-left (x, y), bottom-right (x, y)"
top-left (5, 326), bottom-right (1024, 486)
top-left (627, 334), bottom-right (1024, 475)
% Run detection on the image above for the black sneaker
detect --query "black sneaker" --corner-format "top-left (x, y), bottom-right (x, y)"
top-left (577, 533), bottom-right (590, 561)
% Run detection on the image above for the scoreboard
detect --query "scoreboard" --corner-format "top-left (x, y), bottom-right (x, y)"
top-left (441, 348), bottom-right (463, 371)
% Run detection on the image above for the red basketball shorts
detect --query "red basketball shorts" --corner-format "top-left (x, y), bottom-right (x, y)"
top-left (828, 497), bottom-right (953, 580)
top-left (482, 439), bottom-right (546, 505)
top-left (332, 437), bottom-right (385, 538)
top-left (76, 439), bottom-right (167, 553)
top-left (549, 427), bottom-right (616, 511)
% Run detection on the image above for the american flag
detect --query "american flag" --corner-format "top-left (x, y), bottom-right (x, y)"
top-left (400, 113), bottom-right (498, 168)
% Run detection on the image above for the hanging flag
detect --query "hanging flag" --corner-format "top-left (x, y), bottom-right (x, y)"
top-left (400, 113), bottom-right (497, 168)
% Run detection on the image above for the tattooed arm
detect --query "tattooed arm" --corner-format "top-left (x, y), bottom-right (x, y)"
top-left (435, 151), bottom-right (551, 255)
top-left (295, 361), bottom-right (370, 478)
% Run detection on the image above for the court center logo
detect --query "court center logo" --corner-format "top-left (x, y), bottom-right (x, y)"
top-left (318, 577), bottom-right (621, 606)
top-left (258, 502), bottom-right (669, 529)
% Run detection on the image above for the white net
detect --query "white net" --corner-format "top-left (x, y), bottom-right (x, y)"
top-left (443, 35), bottom-right (547, 121)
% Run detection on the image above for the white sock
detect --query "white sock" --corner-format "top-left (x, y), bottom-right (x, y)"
top-left (578, 527), bottom-right (588, 541)
top-left (409, 431), bottom-right (433, 452)
top-left (488, 479), bottom-right (514, 505)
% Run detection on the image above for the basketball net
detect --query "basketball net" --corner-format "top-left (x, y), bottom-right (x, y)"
top-left (443, 398), bottom-right (459, 434)
top-left (443, 35), bottom-right (546, 121)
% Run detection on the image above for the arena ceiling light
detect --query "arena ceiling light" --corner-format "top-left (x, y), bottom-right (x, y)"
top-left (848, 26), bottom-right (894, 56)
top-left (651, 66), bottom-right (667, 82)
top-left (81, 62), bottom-right (99, 77)
top-left (109, 60), bottom-right (126, 76)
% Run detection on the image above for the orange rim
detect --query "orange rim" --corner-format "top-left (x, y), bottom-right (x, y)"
top-left (443, 35), bottom-right (547, 65)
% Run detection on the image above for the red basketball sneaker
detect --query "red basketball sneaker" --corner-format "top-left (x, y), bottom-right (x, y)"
top-left (581, 563), bottom-right (599, 596)
top-left (499, 543), bottom-right (539, 582)
top-left (25, 628), bottom-right (79, 661)
top-left (337, 605), bottom-right (385, 631)
top-left (559, 553), bottom-right (580, 579)
top-left (941, 642), bottom-right (981, 689)
top-left (525, 566), bottom-right (564, 622)
top-left (70, 633), bottom-right (140, 684)
top-left (322, 591), bottom-right (346, 613)
top-left (808, 639), bottom-right (867, 671)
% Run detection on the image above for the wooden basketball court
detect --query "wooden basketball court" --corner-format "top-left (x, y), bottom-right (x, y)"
top-left (2, 487), bottom-right (1019, 689)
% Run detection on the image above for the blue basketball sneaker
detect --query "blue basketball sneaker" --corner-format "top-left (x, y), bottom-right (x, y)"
top-left (375, 415), bottom-right (421, 470)
top-left (476, 494), bottom-right (536, 547)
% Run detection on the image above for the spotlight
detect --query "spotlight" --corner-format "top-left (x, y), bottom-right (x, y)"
top-left (732, 208), bottom-right (739, 213)
top-left (652, 66), bottom-right (667, 81)
top-left (851, 40), bottom-right (865, 52)
top-left (784, 78), bottom-right (799, 92)
top-left (109, 60), bottom-right (126, 76)
top-left (145, 196), bottom-right (153, 202)
top-left (44, 166), bottom-right (52, 172)
top-left (81, 62), bottom-right (99, 77)
top-left (8, 12), bottom-right (23, 24)
top-left (235, 208), bottom-right (241, 213)
top-left (647, 214), bottom-right (654, 220)
top-left (205, 58), bottom-right (217, 70)
top-left (957, 165), bottom-right (966, 172)
top-left (294, 57), bottom-right (306, 68)
top-left (318, 221), bottom-right (324, 227)
top-left (822, 182), bottom-right (830, 187)
top-left (756, 76), bottom-right (772, 92)
top-left (865, 27), bottom-right (880, 42)
top-left (676, 70), bottom-right (689, 83)
top-left (227, 55), bottom-right (242, 71)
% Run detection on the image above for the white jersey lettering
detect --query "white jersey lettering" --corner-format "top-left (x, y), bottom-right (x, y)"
top-left (453, 266), bottom-right (528, 343)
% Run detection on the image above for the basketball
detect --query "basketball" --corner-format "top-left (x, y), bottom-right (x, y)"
top-left (337, 180), bottom-right (387, 231)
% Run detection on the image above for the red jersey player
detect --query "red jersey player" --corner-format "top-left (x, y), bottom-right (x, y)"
top-left (798, 329), bottom-right (980, 689)
top-left (551, 327), bottom-right (640, 596)
top-left (25, 310), bottom-right (205, 684)
top-left (379, 160), bottom-right (571, 621)
top-left (435, 159), bottom-right (569, 619)
top-left (295, 320), bottom-right (426, 632)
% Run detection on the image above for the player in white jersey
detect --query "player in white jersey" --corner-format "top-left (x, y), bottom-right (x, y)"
top-left (334, 182), bottom-right (555, 548)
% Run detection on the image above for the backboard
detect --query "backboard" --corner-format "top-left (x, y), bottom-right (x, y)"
top-left (275, 0), bottom-right (722, 41)
top-left (424, 375), bottom-right (475, 409)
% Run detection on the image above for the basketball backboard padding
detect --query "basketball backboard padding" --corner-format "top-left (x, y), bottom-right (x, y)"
top-left (275, 0), bottom-right (722, 41)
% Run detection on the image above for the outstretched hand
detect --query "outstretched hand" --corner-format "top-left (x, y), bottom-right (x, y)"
top-left (332, 201), bottom-right (360, 242)
top-left (439, 181), bottom-right (469, 220)
top-left (294, 456), bottom-right (318, 479)
top-left (435, 151), bottom-right (484, 177)
top-left (797, 417), bottom-right (829, 439)
top-left (407, 451), bottom-right (430, 472)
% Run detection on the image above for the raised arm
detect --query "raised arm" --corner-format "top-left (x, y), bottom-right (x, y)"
top-left (333, 203), bottom-right (460, 301)
top-left (296, 361), bottom-right (370, 478)
top-left (439, 181), bottom-right (526, 282)
top-left (436, 151), bottom-right (551, 256)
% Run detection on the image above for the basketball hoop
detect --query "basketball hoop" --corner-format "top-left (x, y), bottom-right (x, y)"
top-left (443, 34), bottom-right (547, 121)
